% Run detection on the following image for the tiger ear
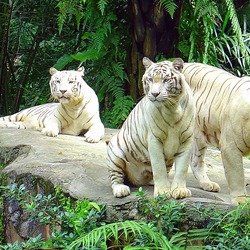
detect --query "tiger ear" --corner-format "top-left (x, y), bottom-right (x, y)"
top-left (50, 67), bottom-right (58, 75)
top-left (173, 58), bottom-right (184, 72)
top-left (143, 57), bottom-right (154, 70)
top-left (77, 67), bottom-right (85, 76)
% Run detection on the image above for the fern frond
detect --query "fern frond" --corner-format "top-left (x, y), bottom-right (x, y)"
top-left (194, 0), bottom-right (221, 21)
top-left (69, 220), bottom-right (174, 249)
top-left (224, 0), bottom-right (250, 67)
top-left (56, 0), bottom-right (85, 33)
top-left (112, 62), bottom-right (126, 80)
top-left (56, 0), bottom-right (69, 33)
top-left (98, 0), bottom-right (108, 15)
top-left (159, 0), bottom-right (177, 19)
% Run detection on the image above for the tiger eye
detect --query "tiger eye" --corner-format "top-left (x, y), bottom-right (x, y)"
top-left (171, 88), bottom-right (177, 93)
top-left (72, 87), bottom-right (78, 92)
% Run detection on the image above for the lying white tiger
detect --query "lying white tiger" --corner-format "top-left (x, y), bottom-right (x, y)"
top-left (0, 67), bottom-right (105, 143)
top-left (107, 58), bottom-right (195, 199)
top-left (183, 62), bottom-right (250, 205)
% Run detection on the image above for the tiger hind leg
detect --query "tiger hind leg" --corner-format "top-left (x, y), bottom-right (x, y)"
top-left (220, 141), bottom-right (249, 205)
top-left (107, 144), bottom-right (130, 198)
top-left (191, 135), bottom-right (221, 192)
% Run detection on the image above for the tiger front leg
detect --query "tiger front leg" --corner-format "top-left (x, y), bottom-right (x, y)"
top-left (148, 137), bottom-right (171, 197)
top-left (41, 118), bottom-right (61, 137)
top-left (171, 150), bottom-right (192, 199)
top-left (83, 121), bottom-right (105, 143)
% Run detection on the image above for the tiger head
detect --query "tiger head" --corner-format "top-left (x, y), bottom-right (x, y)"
top-left (142, 57), bottom-right (185, 103)
top-left (49, 67), bottom-right (86, 104)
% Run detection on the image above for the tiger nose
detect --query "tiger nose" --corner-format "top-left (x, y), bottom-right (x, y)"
top-left (151, 92), bottom-right (160, 97)
top-left (60, 90), bottom-right (67, 94)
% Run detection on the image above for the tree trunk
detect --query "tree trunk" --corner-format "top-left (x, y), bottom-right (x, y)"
top-left (0, 1), bottom-right (14, 115)
top-left (12, 33), bottom-right (43, 113)
top-left (126, 0), bottom-right (184, 100)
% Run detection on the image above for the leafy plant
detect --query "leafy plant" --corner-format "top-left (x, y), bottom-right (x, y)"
top-left (54, 0), bottom-right (135, 128)
top-left (0, 165), bottom-right (5, 244)
top-left (182, 0), bottom-right (222, 63)
top-left (136, 189), bottom-right (209, 248)
top-left (102, 96), bottom-right (135, 128)
top-left (180, 0), bottom-right (250, 75)
top-left (0, 184), bottom-right (250, 249)
top-left (205, 200), bottom-right (250, 249)
top-left (70, 220), bottom-right (176, 249)
top-left (224, 0), bottom-right (250, 67)
top-left (0, 184), bottom-right (104, 248)
top-left (136, 188), bottom-right (250, 249)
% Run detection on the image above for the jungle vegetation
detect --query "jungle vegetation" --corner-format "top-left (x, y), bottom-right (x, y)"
top-left (0, 183), bottom-right (249, 249)
top-left (0, 0), bottom-right (249, 128)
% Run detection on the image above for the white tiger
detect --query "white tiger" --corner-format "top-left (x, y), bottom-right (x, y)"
top-left (183, 62), bottom-right (250, 205)
top-left (107, 58), bottom-right (195, 199)
top-left (0, 67), bottom-right (105, 143)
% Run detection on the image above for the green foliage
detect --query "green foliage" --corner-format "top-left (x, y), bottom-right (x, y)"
top-left (55, 0), bottom-right (134, 128)
top-left (180, 0), bottom-right (250, 76)
top-left (70, 220), bottom-right (175, 249)
top-left (0, 184), bottom-right (104, 248)
top-left (97, 0), bottom-right (109, 15)
top-left (205, 200), bottom-right (250, 249)
top-left (136, 189), bottom-right (209, 248)
top-left (0, 184), bottom-right (249, 249)
top-left (137, 188), bottom-right (250, 249)
top-left (102, 96), bottom-right (135, 128)
top-left (0, 235), bottom-right (43, 250)
top-left (70, 189), bottom-right (209, 249)
top-left (159, 0), bottom-right (177, 19)
top-left (2, 0), bottom-right (250, 125)
top-left (208, 32), bottom-right (250, 76)
top-left (224, 0), bottom-right (250, 67)
top-left (183, 0), bottom-right (222, 63)
top-left (0, 0), bottom-right (83, 115)
top-left (0, 165), bottom-right (5, 244)
top-left (57, 0), bottom-right (87, 33)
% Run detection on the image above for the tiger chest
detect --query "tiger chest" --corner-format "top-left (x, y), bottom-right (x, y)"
top-left (162, 130), bottom-right (182, 161)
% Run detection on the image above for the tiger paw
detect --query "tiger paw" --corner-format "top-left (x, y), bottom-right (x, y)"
top-left (154, 185), bottom-right (171, 198)
top-left (84, 130), bottom-right (103, 143)
top-left (112, 184), bottom-right (131, 198)
top-left (171, 187), bottom-right (191, 199)
top-left (41, 126), bottom-right (59, 137)
top-left (231, 195), bottom-right (250, 205)
top-left (200, 181), bottom-right (221, 192)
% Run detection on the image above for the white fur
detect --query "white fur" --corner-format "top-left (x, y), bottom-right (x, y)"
top-left (184, 62), bottom-right (250, 205)
top-left (107, 58), bottom-right (195, 199)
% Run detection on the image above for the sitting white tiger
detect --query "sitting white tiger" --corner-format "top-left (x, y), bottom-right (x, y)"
top-left (107, 58), bottom-right (195, 199)
top-left (183, 62), bottom-right (250, 205)
top-left (0, 67), bottom-right (105, 143)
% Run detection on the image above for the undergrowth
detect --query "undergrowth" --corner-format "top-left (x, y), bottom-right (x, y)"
top-left (0, 184), bottom-right (249, 249)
